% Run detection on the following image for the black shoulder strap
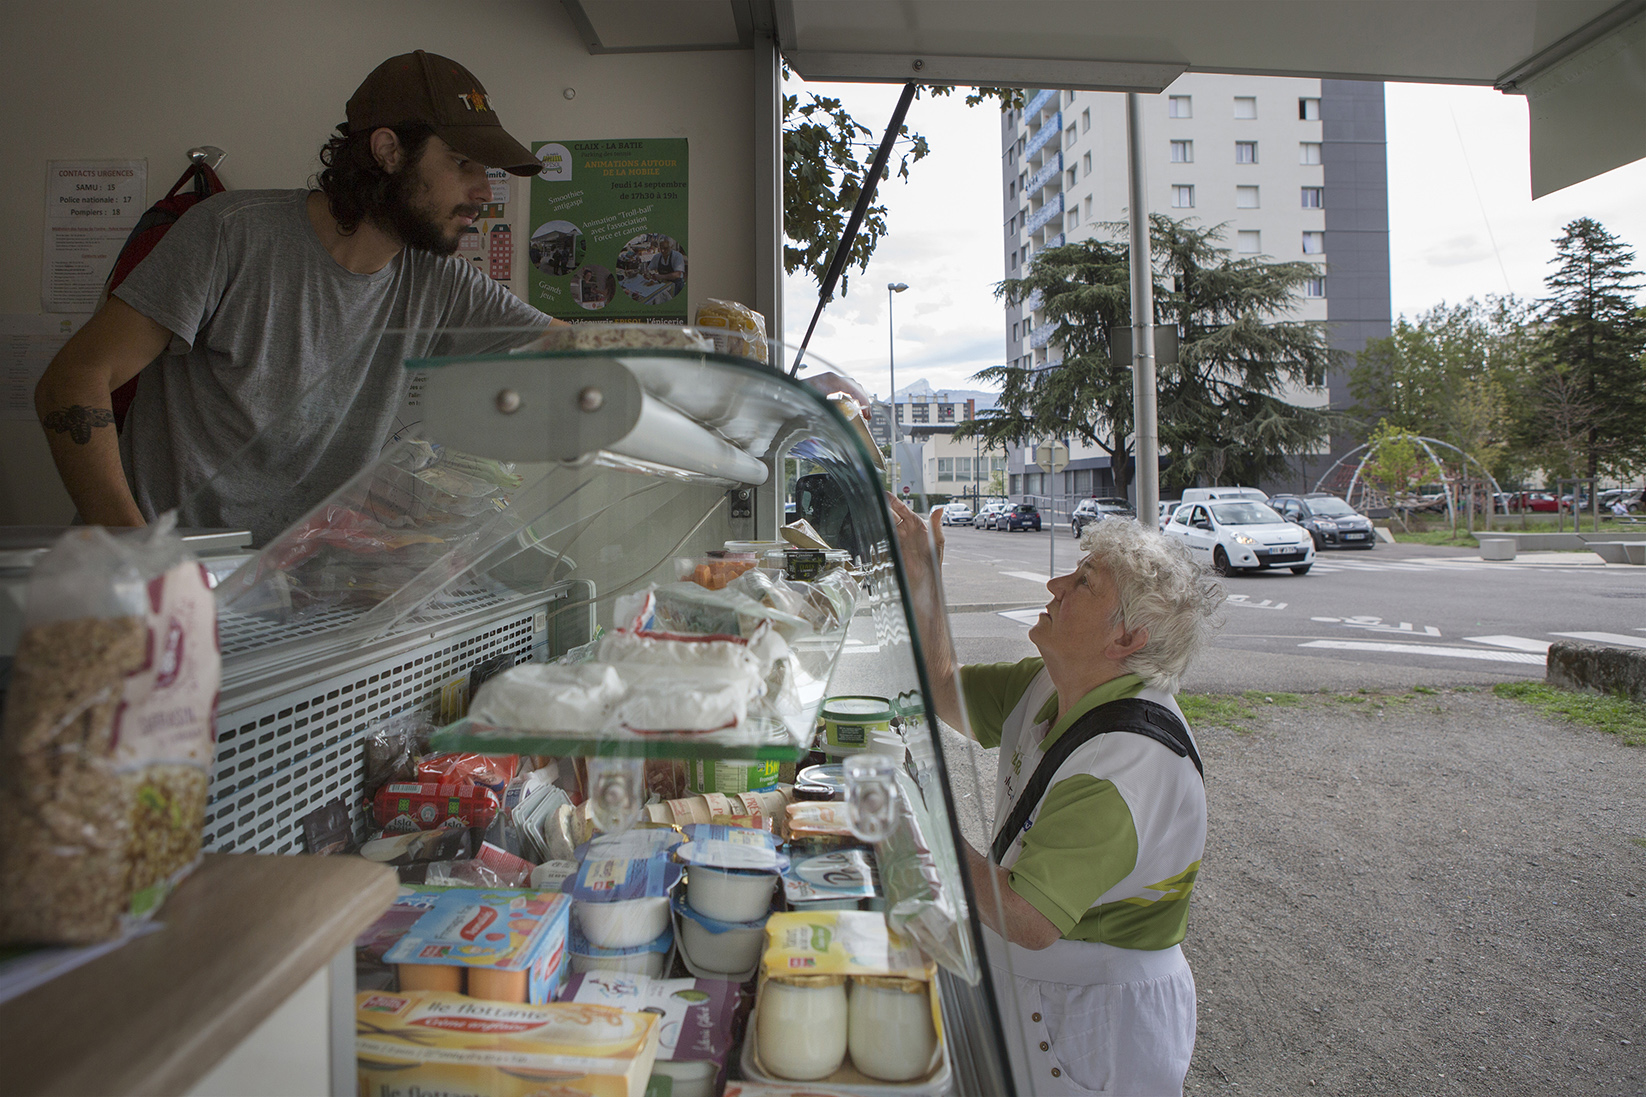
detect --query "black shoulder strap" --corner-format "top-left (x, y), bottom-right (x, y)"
top-left (990, 697), bottom-right (1202, 865)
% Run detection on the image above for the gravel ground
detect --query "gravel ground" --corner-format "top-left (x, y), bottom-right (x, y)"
top-left (1180, 688), bottom-right (1646, 1096)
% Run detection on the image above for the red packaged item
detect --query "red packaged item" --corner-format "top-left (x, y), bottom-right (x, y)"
top-left (416, 752), bottom-right (519, 795)
top-left (373, 781), bottom-right (500, 831)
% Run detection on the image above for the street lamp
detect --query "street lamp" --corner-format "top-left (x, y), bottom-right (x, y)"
top-left (887, 282), bottom-right (909, 495)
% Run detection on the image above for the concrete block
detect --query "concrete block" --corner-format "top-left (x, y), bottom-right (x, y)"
top-left (1627, 543), bottom-right (1645, 565)
top-left (1588, 541), bottom-right (1632, 563)
top-left (1546, 640), bottom-right (1646, 702)
top-left (1505, 532), bottom-right (1588, 551)
top-left (1477, 537), bottom-right (1516, 561)
top-left (1373, 526), bottom-right (1395, 544)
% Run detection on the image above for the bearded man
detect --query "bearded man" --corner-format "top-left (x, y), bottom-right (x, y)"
top-left (35, 51), bottom-right (559, 543)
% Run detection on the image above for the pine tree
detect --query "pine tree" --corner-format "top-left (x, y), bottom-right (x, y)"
top-left (1522, 218), bottom-right (1646, 479)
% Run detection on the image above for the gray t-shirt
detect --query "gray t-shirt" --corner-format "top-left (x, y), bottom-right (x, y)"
top-left (114, 189), bottom-right (547, 544)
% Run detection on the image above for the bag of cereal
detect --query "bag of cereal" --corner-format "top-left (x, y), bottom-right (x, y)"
top-left (0, 514), bottom-right (219, 944)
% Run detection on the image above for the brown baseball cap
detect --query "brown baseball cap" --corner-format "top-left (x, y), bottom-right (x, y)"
top-left (347, 50), bottom-right (539, 176)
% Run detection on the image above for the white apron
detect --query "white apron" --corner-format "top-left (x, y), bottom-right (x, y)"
top-left (985, 671), bottom-right (1198, 1096)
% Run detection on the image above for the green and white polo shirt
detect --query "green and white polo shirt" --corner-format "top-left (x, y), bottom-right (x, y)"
top-left (962, 658), bottom-right (1206, 950)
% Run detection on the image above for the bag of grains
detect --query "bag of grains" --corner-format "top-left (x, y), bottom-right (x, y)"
top-left (0, 515), bottom-right (220, 944)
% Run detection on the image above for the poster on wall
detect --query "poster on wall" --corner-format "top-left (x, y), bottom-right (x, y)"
top-left (42, 160), bottom-right (147, 313)
top-left (528, 139), bottom-right (687, 322)
top-left (1, 314), bottom-right (89, 420)
top-left (455, 168), bottom-right (518, 293)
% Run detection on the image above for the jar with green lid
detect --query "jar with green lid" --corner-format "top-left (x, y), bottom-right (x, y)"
top-left (819, 695), bottom-right (893, 751)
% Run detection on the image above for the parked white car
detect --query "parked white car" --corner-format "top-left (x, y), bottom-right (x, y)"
top-left (940, 501), bottom-right (973, 526)
top-left (1163, 499), bottom-right (1315, 575)
top-left (1158, 500), bottom-right (1181, 530)
top-left (974, 502), bottom-right (1010, 529)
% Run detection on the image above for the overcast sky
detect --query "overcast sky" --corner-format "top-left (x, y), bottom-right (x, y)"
top-left (781, 79), bottom-right (1646, 401)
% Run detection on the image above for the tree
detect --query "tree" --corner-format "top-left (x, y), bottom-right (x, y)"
top-left (1151, 217), bottom-right (1342, 488)
top-left (1350, 297), bottom-right (1530, 482)
top-left (954, 237), bottom-right (1137, 487)
top-left (782, 76), bottom-right (1020, 295)
top-left (1520, 218), bottom-right (1646, 480)
top-left (1359, 419), bottom-right (1436, 531)
top-left (956, 217), bottom-right (1339, 494)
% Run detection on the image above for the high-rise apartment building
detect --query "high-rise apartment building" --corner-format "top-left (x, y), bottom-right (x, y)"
top-left (999, 76), bottom-right (1391, 499)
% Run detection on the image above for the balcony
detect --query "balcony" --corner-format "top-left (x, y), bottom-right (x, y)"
top-left (1025, 110), bottom-right (1061, 159)
top-left (1044, 232), bottom-right (1064, 249)
top-left (1025, 152), bottom-right (1062, 199)
top-left (1025, 192), bottom-right (1063, 235)
top-left (1030, 319), bottom-right (1060, 350)
top-left (1025, 88), bottom-right (1057, 120)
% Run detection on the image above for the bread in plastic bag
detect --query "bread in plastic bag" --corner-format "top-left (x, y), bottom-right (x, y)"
top-left (694, 300), bottom-right (768, 363)
top-left (0, 515), bottom-right (220, 944)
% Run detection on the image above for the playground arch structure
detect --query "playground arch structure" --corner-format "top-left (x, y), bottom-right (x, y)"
top-left (1315, 435), bottom-right (1507, 529)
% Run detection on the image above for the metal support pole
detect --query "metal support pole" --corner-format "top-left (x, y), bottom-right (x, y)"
top-left (888, 282), bottom-right (908, 494)
top-left (1125, 94), bottom-right (1160, 527)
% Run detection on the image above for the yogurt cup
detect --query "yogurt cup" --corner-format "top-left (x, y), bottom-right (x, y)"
top-left (574, 895), bottom-right (671, 950)
top-left (568, 923), bottom-right (672, 978)
top-left (688, 864), bottom-right (777, 924)
top-left (672, 892), bottom-right (767, 975)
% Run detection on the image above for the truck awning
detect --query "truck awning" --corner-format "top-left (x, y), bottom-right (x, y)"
top-left (563, 0), bottom-right (1646, 195)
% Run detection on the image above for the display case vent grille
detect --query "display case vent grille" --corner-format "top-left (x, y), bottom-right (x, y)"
top-left (203, 603), bottom-right (543, 856)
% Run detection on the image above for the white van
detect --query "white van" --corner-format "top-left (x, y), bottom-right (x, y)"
top-left (1178, 486), bottom-right (1269, 505)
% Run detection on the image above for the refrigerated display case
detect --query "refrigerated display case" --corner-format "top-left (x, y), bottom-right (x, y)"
top-left (189, 326), bottom-right (1017, 1095)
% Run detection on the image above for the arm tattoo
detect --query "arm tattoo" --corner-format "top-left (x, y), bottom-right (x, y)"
top-left (42, 405), bottom-right (115, 444)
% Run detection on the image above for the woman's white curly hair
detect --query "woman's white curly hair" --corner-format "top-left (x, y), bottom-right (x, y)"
top-left (1077, 519), bottom-right (1225, 692)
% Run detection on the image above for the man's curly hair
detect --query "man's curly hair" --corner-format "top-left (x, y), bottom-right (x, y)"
top-left (314, 122), bottom-right (435, 233)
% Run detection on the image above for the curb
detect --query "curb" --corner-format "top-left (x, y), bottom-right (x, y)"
top-left (946, 602), bottom-right (1042, 614)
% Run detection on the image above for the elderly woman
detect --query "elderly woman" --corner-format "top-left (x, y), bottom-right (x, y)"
top-left (889, 496), bottom-right (1223, 1097)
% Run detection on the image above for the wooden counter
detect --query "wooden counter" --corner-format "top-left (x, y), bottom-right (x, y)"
top-left (0, 852), bottom-right (396, 1097)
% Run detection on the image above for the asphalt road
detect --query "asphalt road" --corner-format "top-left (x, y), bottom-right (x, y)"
top-left (928, 519), bottom-right (1646, 694)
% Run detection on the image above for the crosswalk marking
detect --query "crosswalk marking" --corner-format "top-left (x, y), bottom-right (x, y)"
top-left (1298, 640), bottom-right (1545, 664)
top-left (1001, 570), bottom-right (1051, 584)
top-left (1550, 631), bottom-right (1646, 650)
top-left (1465, 635), bottom-right (1552, 653)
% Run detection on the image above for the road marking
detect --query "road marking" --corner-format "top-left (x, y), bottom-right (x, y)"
top-left (840, 640), bottom-right (881, 655)
top-left (1550, 631), bottom-right (1646, 650)
top-left (1309, 616), bottom-right (1441, 636)
top-left (1001, 570), bottom-right (1051, 584)
top-left (1298, 640), bottom-right (1544, 664)
top-left (998, 608), bottom-right (1043, 625)
top-left (1226, 595), bottom-right (1288, 610)
top-left (1464, 635), bottom-right (1552, 653)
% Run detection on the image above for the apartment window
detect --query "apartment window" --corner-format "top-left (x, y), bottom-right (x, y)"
top-left (1237, 230), bottom-right (1261, 254)
top-left (1066, 125), bottom-right (1078, 146)
top-left (955, 456), bottom-right (971, 477)
top-left (1303, 276), bottom-right (1326, 298)
top-left (911, 404), bottom-right (929, 423)
top-left (1235, 185), bottom-right (1260, 208)
top-left (939, 404), bottom-right (956, 423)
top-left (1082, 152), bottom-right (1092, 174)
top-left (1009, 180), bottom-right (1017, 198)
top-left (1172, 185), bottom-right (1195, 209)
top-left (1012, 321), bottom-right (1020, 340)
top-left (1083, 196), bottom-right (1093, 219)
top-left (1235, 141), bottom-right (1258, 164)
top-left (1169, 95), bottom-right (1191, 118)
top-left (1171, 139), bottom-right (1193, 163)
top-left (1301, 186), bottom-right (1325, 209)
top-left (1081, 108), bottom-right (1091, 133)
top-left (1300, 142), bottom-right (1323, 165)
top-left (1068, 207), bottom-right (1080, 229)
top-left (1234, 96), bottom-right (1257, 119)
top-left (1299, 97), bottom-right (1321, 121)
top-left (1302, 231), bottom-right (1326, 254)
top-left (1066, 167), bottom-right (1078, 188)
top-left (937, 458), bottom-right (954, 481)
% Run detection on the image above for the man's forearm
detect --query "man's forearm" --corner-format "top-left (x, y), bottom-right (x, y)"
top-left (36, 381), bottom-right (144, 528)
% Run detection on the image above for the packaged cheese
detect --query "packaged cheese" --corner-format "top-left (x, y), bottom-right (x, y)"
top-left (355, 990), bottom-right (660, 1097)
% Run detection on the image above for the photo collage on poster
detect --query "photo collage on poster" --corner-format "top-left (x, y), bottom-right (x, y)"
top-left (529, 139), bottom-right (688, 322)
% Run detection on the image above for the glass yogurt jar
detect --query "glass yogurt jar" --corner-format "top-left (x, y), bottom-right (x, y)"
top-left (756, 973), bottom-right (849, 1080)
top-left (848, 975), bottom-right (938, 1081)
